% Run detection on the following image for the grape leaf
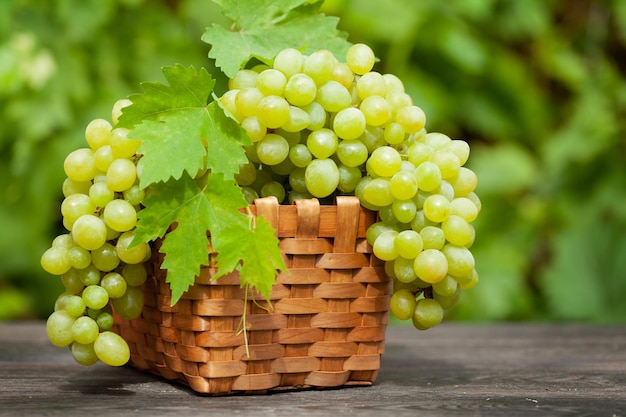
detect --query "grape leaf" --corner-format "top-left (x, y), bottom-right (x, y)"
top-left (133, 172), bottom-right (252, 304)
top-left (118, 64), bottom-right (214, 126)
top-left (117, 65), bottom-right (250, 187)
top-left (203, 0), bottom-right (351, 77)
top-left (212, 214), bottom-right (287, 300)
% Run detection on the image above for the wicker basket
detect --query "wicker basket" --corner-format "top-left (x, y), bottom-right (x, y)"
top-left (112, 196), bottom-right (391, 395)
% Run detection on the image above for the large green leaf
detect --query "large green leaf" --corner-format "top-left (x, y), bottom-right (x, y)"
top-left (118, 65), bottom-right (250, 187)
top-left (203, 0), bottom-right (351, 77)
top-left (134, 172), bottom-right (255, 304)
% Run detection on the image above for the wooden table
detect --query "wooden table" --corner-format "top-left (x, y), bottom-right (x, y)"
top-left (0, 321), bottom-right (624, 416)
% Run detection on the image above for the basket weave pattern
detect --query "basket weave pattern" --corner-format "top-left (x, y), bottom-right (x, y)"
top-left (113, 196), bottom-right (391, 395)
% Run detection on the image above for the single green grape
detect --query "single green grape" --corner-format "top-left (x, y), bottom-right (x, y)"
top-left (303, 49), bottom-right (336, 85)
top-left (284, 73), bottom-right (317, 106)
top-left (383, 122), bottom-right (406, 145)
top-left (422, 194), bottom-right (451, 223)
top-left (337, 164), bottom-right (362, 194)
top-left (363, 178), bottom-right (393, 207)
top-left (85, 119), bottom-right (112, 150)
top-left (229, 69), bottom-right (258, 90)
top-left (368, 146), bottom-right (402, 178)
top-left (304, 158), bottom-right (340, 198)
top-left (306, 128), bottom-right (338, 159)
top-left (103, 199), bottom-right (137, 232)
top-left (71, 316), bottom-right (99, 345)
top-left (72, 214), bottom-right (107, 251)
top-left (96, 311), bottom-right (114, 331)
top-left (390, 289), bottom-right (417, 320)
top-left (395, 105), bottom-right (426, 134)
top-left (41, 246), bottom-right (72, 276)
top-left (116, 231), bottom-right (149, 265)
top-left (413, 249), bottom-right (448, 284)
top-left (450, 167), bottom-right (478, 197)
top-left (336, 139), bottom-right (368, 168)
top-left (123, 184), bottom-right (145, 206)
top-left (94, 331), bottom-right (130, 367)
top-left (395, 230), bottom-right (423, 259)
top-left (109, 127), bottom-right (141, 159)
top-left (46, 310), bottom-right (76, 347)
top-left (441, 215), bottom-right (473, 247)
top-left (393, 256), bottom-right (418, 283)
top-left (241, 115), bottom-right (267, 142)
top-left (62, 269), bottom-right (85, 294)
top-left (356, 71), bottom-right (387, 100)
top-left (82, 285), bottom-right (109, 310)
top-left (282, 106), bottom-right (311, 132)
top-left (256, 133), bottom-right (290, 165)
top-left (316, 80), bottom-right (352, 112)
top-left (101, 272), bottom-right (128, 299)
top-left (432, 275), bottom-right (459, 297)
top-left (62, 178), bottom-right (92, 197)
top-left (111, 99), bottom-right (132, 126)
top-left (333, 107), bottom-right (366, 140)
top-left (260, 180), bottom-right (286, 203)
top-left (256, 95), bottom-right (290, 129)
top-left (61, 193), bottom-right (96, 226)
top-left (288, 143), bottom-right (313, 168)
top-left (122, 263), bottom-right (147, 287)
top-left (235, 87), bottom-right (265, 117)
top-left (111, 286), bottom-right (144, 320)
top-left (360, 95), bottom-right (391, 126)
top-left (106, 158), bottom-right (137, 192)
top-left (450, 197), bottom-right (479, 222)
top-left (419, 225), bottom-right (446, 250)
top-left (430, 151), bottom-right (461, 180)
top-left (346, 43), bottom-right (375, 75)
top-left (273, 48), bottom-right (304, 78)
top-left (93, 144), bottom-right (114, 172)
top-left (434, 285), bottom-right (461, 309)
top-left (412, 298), bottom-right (444, 330)
top-left (79, 264), bottom-right (101, 286)
top-left (372, 230), bottom-right (399, 261)
top-left (391, 199), bottom-right (417, 224)
top-left (441, 244), bottom-right (475, 278)
top-left (71, 342), bottom-right (99, 366)
top-left (89, 182), bottom-right (115, 208)
top-left (256, 68), bottom-right (287, 96)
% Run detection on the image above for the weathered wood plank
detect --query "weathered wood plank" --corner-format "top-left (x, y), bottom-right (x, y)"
top-left (0, 321), bottom-right (624, 416)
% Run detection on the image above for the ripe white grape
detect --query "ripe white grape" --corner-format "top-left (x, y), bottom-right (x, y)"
top-left (106, 158), bottom-right (137, 192)
top-left (41, 246), bottom-right (72, 276)
top-left (94, 331), bottom-right (130, 366)
top-left (346, 43), bottom-right (375, 75)
top-left (333, 107), bottom-right (366, 140)
top-left (64, 148), bottom-right (98, 182)
top-left (103, 199), bottom-right (137, 232)
top-left (273, 48), bottom-right (304, 78)
top-left (46, 310), bottom-right (76, 347)
top-left (85, 119), bottom-right (112, 150)
top-left (304, 158), bottom-right (339, 198)
top-left (72, 214), bottom-right (107, 250)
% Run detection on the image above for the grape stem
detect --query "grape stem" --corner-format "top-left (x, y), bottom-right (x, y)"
top-left (235, 208), bottom-right (275, 359)
top-left (236, 283), bottom-right (252, 359)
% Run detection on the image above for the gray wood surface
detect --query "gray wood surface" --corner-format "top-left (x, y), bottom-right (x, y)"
top-left (0, 321), bottom-right (624, 416)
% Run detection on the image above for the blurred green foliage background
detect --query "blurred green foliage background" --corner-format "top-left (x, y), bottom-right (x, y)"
top-left (1, 0), bottom-right (625, 322)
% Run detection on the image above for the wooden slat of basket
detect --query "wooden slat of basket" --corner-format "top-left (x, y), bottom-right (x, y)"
top-left (247, 203), bottom-right (377, 238)
top-left (279, 198), bottom-right (322, 388)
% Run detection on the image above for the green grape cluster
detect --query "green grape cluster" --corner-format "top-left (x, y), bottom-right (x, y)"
top-left (223, 43), bottom-right (481, 330)
top-left (40, 100), bottom-right (149, 366)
